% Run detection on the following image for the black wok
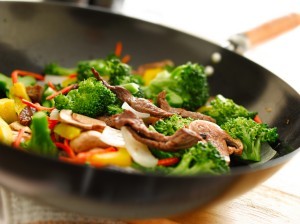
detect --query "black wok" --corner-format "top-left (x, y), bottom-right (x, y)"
top-left (0, 2), bottom-right (299, 219)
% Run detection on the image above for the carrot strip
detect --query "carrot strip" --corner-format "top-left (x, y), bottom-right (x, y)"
top-left (254, 115), bottom-right (263, 123)
top-left (115, 41), bottom-right (123, 57)
top-left (68, 73), bottom-right (77, 78)
top-left (47, 81), bottom-right (57, 91)
top-left (46, 84), bottom-right (78, 100)
top-left (55, 141), bottom-right (75, 158)
top-left (157, 157), bottom-right (180, 166)
top-left (11, 70), bottom-right (44, 83)
top-left (76, 147), bottom-right (117, 160)
top-left (12, 128), bottom-right (26, 148)
top-left (121, 54), bottom-right (131, 63)
top-left (21, 99), bottom-right (54, 112)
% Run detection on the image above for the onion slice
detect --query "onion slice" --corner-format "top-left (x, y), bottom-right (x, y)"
top-left (121, 102), bottom-right (150, 119)
top-left (121, 127), bottom-right (158, 168)
top-left (100, 126), bottom-right (126, 147)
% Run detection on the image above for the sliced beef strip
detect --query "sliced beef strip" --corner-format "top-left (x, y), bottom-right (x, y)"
top-left (188, 120), bottom-right (243, 157)
top-left (112, 110), bottom-right (203, 151)
top-left (26, 85), bottom-right (44, 103)
top-left (92, 68), bottom-right (173, 118)
top-left (127, 127), bottom-right (202, 151)
top-left (19, 106), bottom-right (37, 126)
top-left (157, 91), bottom-right (216, 122)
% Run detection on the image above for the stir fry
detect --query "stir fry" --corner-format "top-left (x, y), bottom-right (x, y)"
top-left (0, 43), bottom-right (279, 175)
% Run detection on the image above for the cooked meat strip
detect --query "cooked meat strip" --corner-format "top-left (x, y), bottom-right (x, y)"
top-left (135, 59), bottom-right (174, 75)
top-left (92, 68), bottom-right (173, 118)
top-left (127, 127), bottom-right (202, 151)
top-left (26, 85), bottom-right (44, 103)
top-left (189, 120), bottom-right (243, 157)
top-left (112, 110), bottom-right (169, 142)
top-left (157, 91), bottom-right (216, 122)
top-left (19, 106), bottom-right (37, 126)
top-left (111, 110), bottom-right (203, 151)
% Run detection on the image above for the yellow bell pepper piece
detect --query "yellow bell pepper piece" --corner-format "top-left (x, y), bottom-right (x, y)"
top-left (0, 98), bottom-right (18, 123)
top-left (54, 123), bottom-right (81, 140)
top-left (62, 77), bottom-right (77, 88)
top-left (0, 117), bottom-right (13, 145)
top-left (143, 68), bottom-right (163, 86)
top-left (88, 148), bottom-right (132, 167)
top-left (9, 82), bottom-right (31, 114)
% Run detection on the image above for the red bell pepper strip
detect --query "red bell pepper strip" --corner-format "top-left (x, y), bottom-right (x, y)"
top-left (157, 157), bottom-right (180, 166)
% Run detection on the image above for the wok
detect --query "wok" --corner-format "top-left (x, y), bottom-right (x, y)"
top-left (0, 1), bottom-right (299, 219)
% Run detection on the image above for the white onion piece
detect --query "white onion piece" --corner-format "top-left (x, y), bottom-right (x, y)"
top-left (121, 102), bottom-right (150, 119)
top-left (121, 127), bottom-right (158, 168)
top-left (43, 75), bottom-right (69, 84)
top-left (49, 109), bottom-right (60, 120)
top-left (99, 126), bottom-right (126, 147)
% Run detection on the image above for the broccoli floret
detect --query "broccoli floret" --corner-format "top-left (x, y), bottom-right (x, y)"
top-left (133, 143), bottom-right (229, 175)
top-left (77, 59), bottom-right (109, 81)
top-left (44, 63), bottom-right (77, 76)
top-left (144, 62), bottom-right (209, 111)
top-left (24, 111), bottom-right (58, 158)
top-left (152, 114), bottom-right (194, 136)
top-left (201, 95), bottom-right (257, 125)
top-left (221, 117), bottom-right (278, 162)
top-left (54, 77), bottom-right (118, 117)
top-left (169, 143), bottom-right (229, 175)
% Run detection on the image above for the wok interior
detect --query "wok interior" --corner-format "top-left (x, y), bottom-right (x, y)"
top-left (0, 2), bottom-right (299, 218)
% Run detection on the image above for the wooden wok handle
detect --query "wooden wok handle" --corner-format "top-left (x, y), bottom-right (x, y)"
top-left (245, 13), bottom-right (300, 47)
top-left (228, 13), bottom-right (300, 53)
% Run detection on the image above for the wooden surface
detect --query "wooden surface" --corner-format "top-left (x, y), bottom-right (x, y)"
top-left (129, 152), bottom-right (300, 224)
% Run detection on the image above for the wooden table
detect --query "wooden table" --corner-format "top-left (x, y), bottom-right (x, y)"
top-left (129, 152), bottom-right (300, 224)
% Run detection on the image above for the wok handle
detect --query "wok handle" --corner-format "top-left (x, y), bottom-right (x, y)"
top-left (227, 13), bottom-right (300, 54)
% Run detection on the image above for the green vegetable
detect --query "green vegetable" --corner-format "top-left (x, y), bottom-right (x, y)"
top-left (144, 62), bottom-right (209, 111)
top-left (169, 143), bottom-right (229, 175)
top-left (24, 111), bottom-right (58, 158)
top-left (54, 77), bottom-right (118, 117)
top-left (202, 94), bottom-right (257, 125)
top-left (41, 85), bottom-right (56, 107)
top-left (152, 114), bottom-right (194, 136)
top-left (77, 59), bottom-right (109, 81)
top-left (44, 63), bottom-right (77, 76)
top-left (133, 143), bottom-right (229, 175)
top-left (221, 117), bottom-right (278, 162)
top-left (0, 73), bottom-right (36, 97)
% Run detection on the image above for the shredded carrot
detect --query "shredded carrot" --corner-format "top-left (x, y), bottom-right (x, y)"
top-left (68, 73), bottom-right (77, 78)
top-left (254, 115), bottom-right (263, 123)
top-left (21, 99), bottom-right (54, 112)
top-left (121, 54), bottom-right (131, 63)
top-left (47, 81), bottom-right (57, 91)
top-left (157, 157), bottom-right (180, 166)
top-left (12, 128), bottom-right (26, 148)
top-left (115, 41), bottom-right (123, 57)
top-left (11, 70), bottom-right (44, 84)
top-left (55, 140), bottom-right (75, 158)
top-left (76, 147), bottom-right (118, 160)
top-left (46, 84), bottom-right (78, 100)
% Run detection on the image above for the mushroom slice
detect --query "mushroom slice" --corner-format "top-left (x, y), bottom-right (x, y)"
top-left (9, 121), bottom-right (31, 133)
top-left (59, 110), bottom-right (106, 130)
top-left (72, 112), bottom-right (106, 131)
top-left (70, 130), bottom-right (110, 153)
